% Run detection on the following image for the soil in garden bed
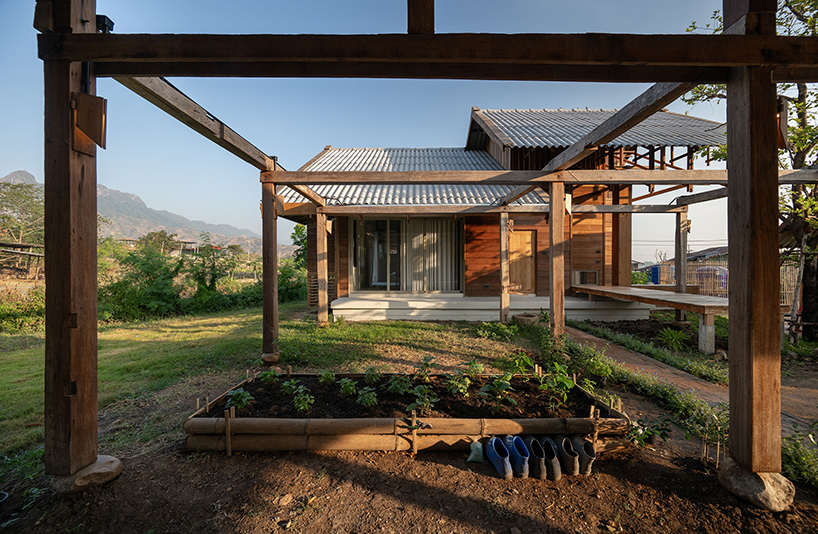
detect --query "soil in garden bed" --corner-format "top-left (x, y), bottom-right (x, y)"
top-left (197, 375), bottom-right (600, 420)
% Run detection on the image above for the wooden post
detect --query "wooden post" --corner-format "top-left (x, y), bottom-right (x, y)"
top-left (499, 212), bottom-right (510, 323)
top-left (611, 186), bottom-right (632, 287)
top-left (725, 0), bottom-right (781, 473)
top-left (549, 182), bottom-right (565, 337)
top-left (316, 212), bottom-right (329, 325)
top-left (674, 211), bottom-right (689, 322)
top-left (261, 180), bottom-right (278, 354)
top-left (43, 0), bottom-right (102, 477)
top-left (408, 0), bottom-right (434, 34)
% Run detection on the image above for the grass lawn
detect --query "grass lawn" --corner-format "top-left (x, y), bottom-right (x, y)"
top-left (0, 303), bottom-right (533, 459)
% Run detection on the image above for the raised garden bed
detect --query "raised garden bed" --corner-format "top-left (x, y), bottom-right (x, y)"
top-left (185, 372), bottom-right (632, 454)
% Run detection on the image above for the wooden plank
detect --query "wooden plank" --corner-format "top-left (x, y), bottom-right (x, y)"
top-left (39, 33), bottom-right (818, 69)
top-left (509, 230), bottom-right (535, 294)
top-left (264, 168), bottom-right (818, 186)
top-left (43, 0), bottom-right (100, 477)
top-left (550, 182), bottom-right (565, 336)
top-left (573, 285), bottom-right (729, 315)
top-left (316, 213), bottom-right (329, 325)
top-left (631, 184), bottom-right (687, 202)
top-left (500, 213), bottom-right (510, 323)
top-left (611, 186), bottom-right (632, 287)
top-left (75, 93), bottom-right (106, 149)
top-left (114, 76), bottom-right (273, 171)
top-left (408, 0), bottom-right (434, 34)
top-left (261, 179), bottom-right (278, 353)
top-left (675, 186), bottom-right (729, 206)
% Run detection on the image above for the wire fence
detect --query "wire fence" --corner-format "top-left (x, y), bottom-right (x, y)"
top-left (652, 260), bottom-right (799, 306)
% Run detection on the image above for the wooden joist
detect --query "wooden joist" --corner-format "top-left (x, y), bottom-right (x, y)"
top-left (114, 76), bottom-right (274, 171)
top-left (306, 204), bottom-right (687, 216)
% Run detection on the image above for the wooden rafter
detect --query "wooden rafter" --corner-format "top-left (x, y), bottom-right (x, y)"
top-left (631, 184), bottom-right (688, 202)
top-left (115, 76), bottom-right (274, 171)
top-left (675, 187), bottom-right (729, 206)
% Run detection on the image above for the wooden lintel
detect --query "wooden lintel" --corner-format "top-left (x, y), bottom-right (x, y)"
top-left (114, 76), bottom-right (273, 171)
top-left (39, 33), bottom-right (818, 70)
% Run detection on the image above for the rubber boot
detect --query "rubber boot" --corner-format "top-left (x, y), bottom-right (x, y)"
top-left (485, 437), bottom-right (512, 480)
top-left (522, 435), bottom-right (547, 480)
top-left (503, 435), bottom-right (530, 478)
top-left (539, 436), bottom-right (562, 481)
top-left (571, 435), bottom-right (597, 476)
top-left (551, 434), bottom-right (579, 476)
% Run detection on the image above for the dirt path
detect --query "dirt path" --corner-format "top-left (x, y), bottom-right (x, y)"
top-left (566, 326), bottom-right (818, 434)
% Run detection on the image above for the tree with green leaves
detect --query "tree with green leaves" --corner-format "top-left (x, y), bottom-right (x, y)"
top-left (0, 182), bottom-right (44, 245)
top-left (291, 223), bottom-right (307, 268)
top-left (186, 232), bottom-right (238, 293)
top-left (136, 230), bottom-right (180, 254)
top-left (685, 2), bottom-right (818, 340)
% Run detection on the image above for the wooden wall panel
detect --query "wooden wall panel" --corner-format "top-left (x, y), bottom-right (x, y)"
top-left (465, 215), bottom-right (501, 296)
top-left (336, 217), bottom-right (349, 298)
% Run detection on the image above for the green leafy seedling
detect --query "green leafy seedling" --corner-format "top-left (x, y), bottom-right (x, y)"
top-left (281, 379), bottom-right (302, 395)
top-left (445, 372), bottom-right (471, 397)
top-left (318, 370), bottom-right (335, 384)
top-left (364, 367), bottom-right (381, 385)
top-left (414, 356), bottom-right (437, 383)
top-left (464, 358), bottom-right (484, 378)
top-left (478, 374), bottom-right (517, 413)
top-left (356, 386), bottom-right (378, 407)
top-left (293, 386), bottom-right (315, 412)
top-left (259, 369), bottom-right (279, 384)
top-left (338, 377), bottom-right (357, 396)
top-left (383, 373), bottom-right (412, 395)
top-left (407, 385), bottom-right (439, 415)
top-left (226, 387), bottom-right (254, 410)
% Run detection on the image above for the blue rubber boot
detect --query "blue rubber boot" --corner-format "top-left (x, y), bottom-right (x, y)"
top-left (503, 435), bottom-right (530, 478)
top-left (551, 434), bottom-right (579, 476)
top-left (571, 435), bottom-right (597, 476)
top-left (485, 437), bottom-right (513, 480)
top-left (540, 436), bottom-right (562, 481)
top-left (522, 435), bottom-right (547, 480)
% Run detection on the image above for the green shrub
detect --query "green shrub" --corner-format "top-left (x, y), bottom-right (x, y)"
top-left (658, 327), bottom-right (689, 352)
top-left (278, 257), bottom-right (307, 303)
top-left (476, 322), bottom-right (519, 342)
top-left (0, 288), bottom-right (45, 332)
top-left (632, 271), bottom-right (650, 285)
top-left (782, 422), bottom-right (818, 489)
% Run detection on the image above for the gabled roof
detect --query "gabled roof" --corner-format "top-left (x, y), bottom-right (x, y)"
top-left (282, 147), bottom-right (546, 206)
top-left (467, 107), bottom-right (726, 150)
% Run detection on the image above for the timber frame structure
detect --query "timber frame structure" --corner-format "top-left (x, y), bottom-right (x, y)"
top-left (36, 0), bottom-right (818, 487)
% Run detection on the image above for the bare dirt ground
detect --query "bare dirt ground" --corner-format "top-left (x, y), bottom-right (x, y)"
top-left (3, 320), bottom-right (818, 533)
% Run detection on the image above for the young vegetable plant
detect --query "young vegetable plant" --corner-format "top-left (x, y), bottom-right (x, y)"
top-left (293, 386), bottom-right (315, 412)
top-left (259, 369), bottom-right (279, 384)
top-left (364, 367), bottom-right (381, 385)
top-left (338, 378), bottom-right (357, 396)
top-left (225, 387), bottom-right (254, 410)
top-left (281, 379), bottom-right (302, 395)
top-left (445, 372), bottom-right (471, 397)
top-left (628, 417), bottom-right (672, 446)
top-left (464, 358), bottom-right (484, 378)
top-left (413, 356), bottom-right (438, 383)
top-left (407, 385), bottom-right (440, 415)
top-left (510, 351), bottom-right (534, 377)
top-left (383, 373), bottom-right (412, 395)
top-left (478, 374), bottom-right (517, 413)
top-left (318, 370), bottom-right (335, 384)
top-left (356, 386), bottom-right (378, 407)
top-left (535, 362), bottom-right (575, 409)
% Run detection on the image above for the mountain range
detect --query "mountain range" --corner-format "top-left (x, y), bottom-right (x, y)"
top-left (1, 171), bottom-right (282, 256)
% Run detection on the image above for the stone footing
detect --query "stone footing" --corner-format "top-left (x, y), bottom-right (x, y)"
top-left (262, 351), bottom-right (281, 365)
top-left (50, 455), bottom-right (123, 494)
top-left (718, 456), bottom-right (795, 512)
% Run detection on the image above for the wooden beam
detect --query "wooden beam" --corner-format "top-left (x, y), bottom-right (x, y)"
top-left (549, 182), bottom-right (565, 336)
top-left (611, 186), bottom-right (632, 287)
top-left (316, 213), bottom-right (329, 325)
top-left (0, 249), bottom-right (45, 258)
top-left (500, 213), bottom-right (510, 323)
top-left (408, 0), bottom-right (434, 34)
top-left (631, 184), bottom-right (688, 202)
top-left (261, 179), bottom-right (278, 354)
top-left (499, 82), bottom-right (695, 205)
top-left (726, 0), bottom-right (781, 474)
top-left (114, 76), bottom-right (274, 171)
top-left (43, 0), bottom-right (100, 477)
top-left (299, 203), bottom-right (688, 217)
top-left (675, 186), bottom-right (728, 206)
top-left (39, 33), bottom-right (818, 69)
top-left (675, 211), bottom-right (690, 322)
top-left (264, 168), bottom-right (818, 186)
top-left (287, 184), bottom-right (326, 207)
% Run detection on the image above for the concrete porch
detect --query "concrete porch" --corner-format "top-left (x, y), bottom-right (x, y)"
top-left (330, 291), bottom-right (652, 322)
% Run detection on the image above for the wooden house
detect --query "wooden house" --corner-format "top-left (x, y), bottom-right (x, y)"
top-left (279, 107), bottom-right (725, 321)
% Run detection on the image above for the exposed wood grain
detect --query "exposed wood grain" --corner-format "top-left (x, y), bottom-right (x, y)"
top-left (675, 186), bottom-right (728, 206)
top-left (287, 184), bottom-right (326, 206)
top-left (43, 0), bottom-right (99, 477)
top-left (261, 180), bottom-right (278, 353)
top-left (611, 187), bottom-right (632, 287)
top-left (408, 0), bottom-right (434, 34)
top-left (316, 213), bottom-right (329, 325)
top-left (114, 76), bottom-right (273, 171)
top-left (500, 213), bottom-right (510, 323)
top-left (573, 285), bottom-right (729, 315)
top-left (39, 33), bottom-right (818, 69)
top-left (550, 183), bottom-right (565, 336)
top-left (675, 211), bottom-right (690, 322)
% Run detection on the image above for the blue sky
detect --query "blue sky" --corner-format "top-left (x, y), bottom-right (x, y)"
top-left (0, 0), bottom-right (727, 260)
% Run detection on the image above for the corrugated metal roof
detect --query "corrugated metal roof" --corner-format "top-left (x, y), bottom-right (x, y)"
top-left (285, 147), bottom-right (545, 206)
top-left (479, 108), bottom-right (726, 148)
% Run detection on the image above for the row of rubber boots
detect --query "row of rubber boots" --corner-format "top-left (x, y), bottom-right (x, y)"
top-left (486, 434), bottom-right (596, 481)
